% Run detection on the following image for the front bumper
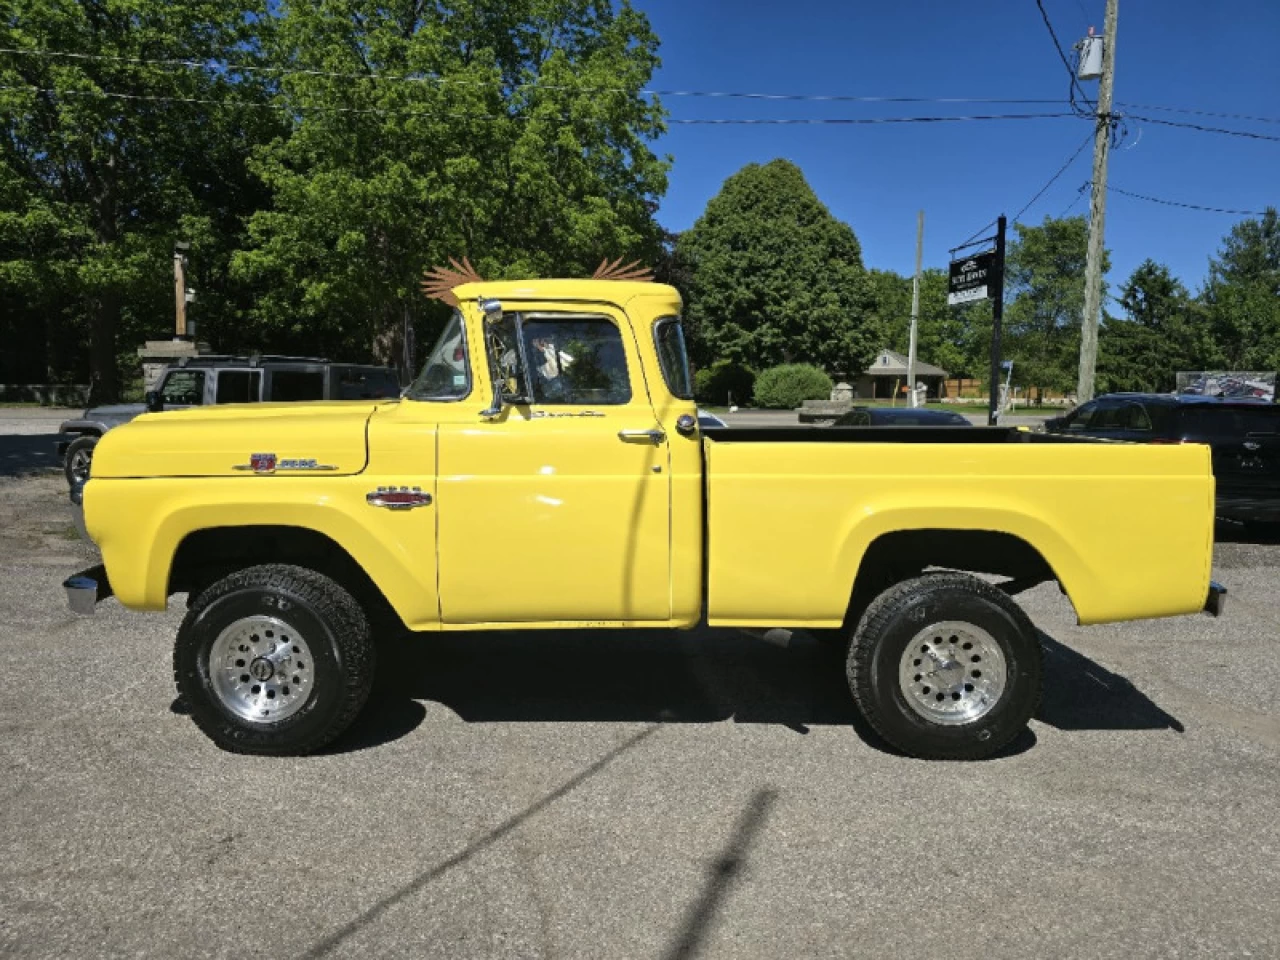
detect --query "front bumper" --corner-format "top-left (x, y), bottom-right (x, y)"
top-left (1204, 580), bottom-right (1227, 617)
top-left (63, 564), bottom-right (112, 615)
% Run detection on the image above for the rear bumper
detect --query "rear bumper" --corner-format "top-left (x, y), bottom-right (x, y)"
top-left (1204, 580), bottom-right (1227, 617)
top-left (63, 564), bottom-right (113, 615)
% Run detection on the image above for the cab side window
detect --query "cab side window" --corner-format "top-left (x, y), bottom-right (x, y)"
top-left (520, 317), bottom-right (632, 405)
top-left (1119, 402), bottom-right (1152, 432)
top-left (160, 370), bottom-right (206, 405)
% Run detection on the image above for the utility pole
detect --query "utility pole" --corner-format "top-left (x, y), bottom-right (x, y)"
top-left (907, 209), bottom-right (924, 408)
top-left (173, 242), bottom-right (190, 339)
top-left (1076, 0), bottom-right (1118, 404)
top-left (989, 215), bottom-right (1007, 426)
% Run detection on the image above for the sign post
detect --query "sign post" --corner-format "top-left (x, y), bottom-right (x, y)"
top-left (988, 215), bottom-right (1006, 426)
top-left (947, 215), bottom-right (1006, 426)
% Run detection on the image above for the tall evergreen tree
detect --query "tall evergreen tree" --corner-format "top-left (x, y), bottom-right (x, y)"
top-left (1098, 259), bottom-right (1202, 393)
top-left (677, 159), bottom-right (876, 376)
top-left (1202, 208), bottom-right (1280, 370)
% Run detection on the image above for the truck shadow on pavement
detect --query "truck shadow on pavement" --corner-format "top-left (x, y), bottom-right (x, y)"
top-left (331, 626), bottom-right (1183, 755)
top-left (0, 434), bottom-right (60, 477)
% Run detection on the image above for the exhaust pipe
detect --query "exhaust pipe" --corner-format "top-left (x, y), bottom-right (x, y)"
top-left (63, 574), bottom-right (101, 616)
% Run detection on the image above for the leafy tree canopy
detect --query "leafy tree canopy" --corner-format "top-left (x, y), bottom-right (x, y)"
top-left (676, 159), bottom-right (877, 377)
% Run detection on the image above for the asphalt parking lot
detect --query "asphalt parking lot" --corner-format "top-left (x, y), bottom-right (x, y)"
top-left (3, 423), bottom-right (1280, 958)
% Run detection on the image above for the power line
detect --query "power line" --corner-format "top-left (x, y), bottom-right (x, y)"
top-left (1117, 101), bottom-right (1280, 125)
top-left (1124, 114), bottom-right (1280, 143)
top-left (954, 129), bottom-right (1092, 250)
top-left (0, 84), bottom-right (1083, 126)
top-left (1106, 183), bottom-right (1268, 216)
top-left (0, 46), bottom-right (1072, 106)
top-left (1032, 0), bottom-right (1095, 115)
top-left (1011, 131), bottom-right (1094, 224)
top-left (7, 45), bottom-right (1280, 136)
top-left (1057, 181), bottom-right (1090, 218)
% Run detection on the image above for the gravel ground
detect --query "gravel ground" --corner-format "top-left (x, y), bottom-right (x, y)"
top-left (2, 465), bottom-right (1278, 959)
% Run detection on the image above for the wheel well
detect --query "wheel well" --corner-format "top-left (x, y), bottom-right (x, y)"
top-left (168, 525), bottom-right (404, 632)
top-left (844, 529), bottom-right (1056, 629)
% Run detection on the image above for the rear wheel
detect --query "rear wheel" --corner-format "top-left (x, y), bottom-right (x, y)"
top-left (174, 564), bottom-right (375, 755)
top-left (847, 573), bottom-right (1042, 761)
top-left (64, 435), bottom-right (97, 487)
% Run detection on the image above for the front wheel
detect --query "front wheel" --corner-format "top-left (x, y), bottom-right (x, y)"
top-left (847, 572), bottom-right (1042, 761)
top-left (174, 564), bottom-right (375, 755)
top-left (64, 435), bottom-right (97, 488)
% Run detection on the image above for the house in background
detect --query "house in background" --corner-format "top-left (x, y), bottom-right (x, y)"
top-left (855, 349), bottom-right (949, 400)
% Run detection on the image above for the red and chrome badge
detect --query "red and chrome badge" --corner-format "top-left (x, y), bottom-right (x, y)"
top-left (248, 452), bottom-right (277, 474)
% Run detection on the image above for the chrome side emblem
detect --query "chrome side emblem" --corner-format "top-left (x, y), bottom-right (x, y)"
top-left (366, 486), bottom-right (432, 510)
top-left (233, 454), bottom-right (338, 473)
top-left (232, 452), bottom-right (277, 473)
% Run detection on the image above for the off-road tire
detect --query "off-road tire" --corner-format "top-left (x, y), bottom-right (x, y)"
top-left (64, 435), bottom-right (97, 488)
top-left (847, 572), bottom-right (1042, 761)
top-left (174, 564), bottom-right (375, 755)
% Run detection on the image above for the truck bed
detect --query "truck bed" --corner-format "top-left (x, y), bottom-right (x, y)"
top-left (702, 428), bottom-right (1215, 628)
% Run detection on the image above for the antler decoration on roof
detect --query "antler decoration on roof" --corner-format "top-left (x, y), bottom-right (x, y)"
top-left (421, 257), bottom-right (484, 307)
top-left (591, 257), bottom-right (654, 282)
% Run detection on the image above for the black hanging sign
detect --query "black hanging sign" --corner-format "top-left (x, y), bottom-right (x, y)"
top-left (947, 251), bottom-right (998, 306)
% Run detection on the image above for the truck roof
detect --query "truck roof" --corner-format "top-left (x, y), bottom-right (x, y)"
top-left (451, 278), bottom-right (681, 305)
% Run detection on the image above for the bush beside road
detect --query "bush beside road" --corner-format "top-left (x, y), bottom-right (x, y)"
top-left (1, 470), bottom-right (1279, 958)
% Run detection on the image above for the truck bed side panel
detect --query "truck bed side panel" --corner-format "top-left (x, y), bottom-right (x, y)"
top-left (704, 438), bottom-right (1214, 627)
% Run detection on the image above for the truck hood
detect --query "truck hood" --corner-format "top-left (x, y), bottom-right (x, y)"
top-left (90, 401), bottom-right (390, 478)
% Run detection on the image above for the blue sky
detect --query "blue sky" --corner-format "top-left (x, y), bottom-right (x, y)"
top-left (639, 0), bottom-right (1280, 296)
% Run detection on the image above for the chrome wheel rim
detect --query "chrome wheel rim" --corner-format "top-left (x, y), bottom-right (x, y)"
top-left (898, 620), bottom-right (1007, 726)
top-left (69, 448), bottom-right (92, 483)
top-left (209, 615), bottom-right (315, 723)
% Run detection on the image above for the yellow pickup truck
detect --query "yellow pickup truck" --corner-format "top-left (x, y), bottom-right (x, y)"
top-left (65, 278), bottom-right (1225, 760)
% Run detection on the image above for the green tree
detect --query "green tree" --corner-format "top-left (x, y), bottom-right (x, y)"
top-left (867, 267), bottom-right (970, 377)
top-left (232, 0), bottom-right (668, 369)
top-left (0, 0), bottom-right (278, 399)
top-left (676, 159), bottom-right (877, 377)
top-left (1201, 208), bottom-right (1280, 370)
top-left (1002, 215), bottom-right (1105, 397)
top-left (1097, 259), bottom-right (1203, 393)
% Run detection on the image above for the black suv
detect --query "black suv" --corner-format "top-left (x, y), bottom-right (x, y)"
top-left (1044, 393), bottom-right (1280, 523)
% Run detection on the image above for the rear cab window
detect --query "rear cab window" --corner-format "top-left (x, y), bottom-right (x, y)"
top-left (654, 317), bottom-right (693, 399)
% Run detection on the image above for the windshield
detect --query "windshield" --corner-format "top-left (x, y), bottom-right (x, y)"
top-left (407, 311), bottom-right (471, 400)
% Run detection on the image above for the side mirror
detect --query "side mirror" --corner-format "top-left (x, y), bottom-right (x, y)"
top-left (1043, 416), bottom-right (1065, 432)
top-left (145, 390), bottom-right (164, 413)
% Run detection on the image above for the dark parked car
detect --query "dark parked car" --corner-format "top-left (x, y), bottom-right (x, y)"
top-left (56, 356), bottom-right (400, 488)
top-left (831, 406), bottom-right (973, 427)
top-left (1044, 393), bottom-right (1280, 523)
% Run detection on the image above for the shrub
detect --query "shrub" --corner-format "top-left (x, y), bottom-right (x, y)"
top-left (752, 364), bottom-right (833, 409)
top-left (694, 361), bottom-right (755, 406)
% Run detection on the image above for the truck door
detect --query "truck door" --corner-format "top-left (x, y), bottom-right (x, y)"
top-left (436, 308), bottom-right (672, 624)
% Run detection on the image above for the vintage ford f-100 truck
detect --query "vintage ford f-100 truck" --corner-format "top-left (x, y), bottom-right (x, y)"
top-left (65, 277), bottom-right (1225, 760)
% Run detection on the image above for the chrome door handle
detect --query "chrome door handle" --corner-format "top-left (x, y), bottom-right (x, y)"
top-left (617, 428), bottom-right (666, 444)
